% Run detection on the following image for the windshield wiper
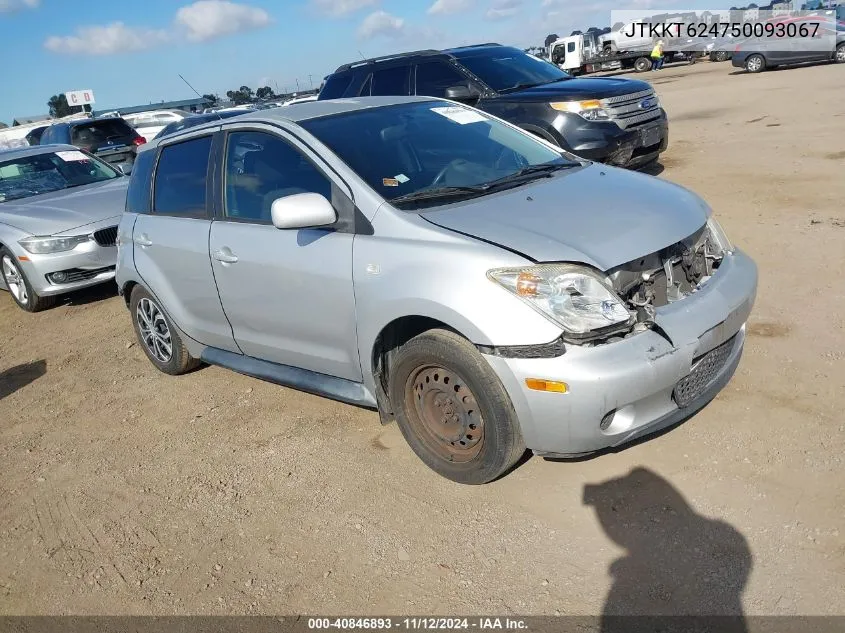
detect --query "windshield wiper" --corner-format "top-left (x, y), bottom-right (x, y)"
top-left (390, 185), bottom-right (487, 205)
top-left (481, 162), bottom-right (578, 189)
top-left (497, 78), bottom-right (569, 94)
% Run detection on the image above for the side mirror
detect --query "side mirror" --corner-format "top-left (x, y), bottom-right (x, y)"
top-left (116, 164), bottom-right (127, 175)
top-left (445, 85), bottom-right (480, 101)
top-left (271, 192), bottom-right (337, 230)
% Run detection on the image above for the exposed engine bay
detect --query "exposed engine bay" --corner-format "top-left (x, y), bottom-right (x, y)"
top-left (608, 223), bottom-right (726, 329)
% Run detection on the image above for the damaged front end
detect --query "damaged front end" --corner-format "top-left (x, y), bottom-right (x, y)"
top-left (608, 217), bottom-right (732, 333)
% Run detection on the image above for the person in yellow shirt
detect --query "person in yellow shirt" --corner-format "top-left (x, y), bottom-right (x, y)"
top-left (650, 39), bottom-right (665, 71)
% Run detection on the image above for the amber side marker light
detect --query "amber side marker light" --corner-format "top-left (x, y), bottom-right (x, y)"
top-left (525, 378), bottom-right (568, 394)
top-left (18, 256), bottom-right (30, 262)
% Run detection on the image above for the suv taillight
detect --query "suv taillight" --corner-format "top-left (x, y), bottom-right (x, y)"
top-left (133, 137), bottom-right (146, 146)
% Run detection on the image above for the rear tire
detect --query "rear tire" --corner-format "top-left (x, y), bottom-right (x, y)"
top-left (0, 248), bottom-right (56, 313)
top-left (129, 285), bottom-right (199, 375)
top-left (388, 328), bottom-right (526, 485)
top-left (745, 54), bottom-right (766, 73)
top-left (835, 43), bottom-right (845, 63)
top-left (715, 50), bottom-right (730, 62)
top-left (634, 57), bottom-right (653, 72)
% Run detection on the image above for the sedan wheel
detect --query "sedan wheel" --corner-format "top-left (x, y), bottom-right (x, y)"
top-left (136, 297), bottom-right (174, 363)
top-left (2, 255), bottom-right (29, 307)
top-left (836, 44), bottom-right (845, 63)
top-left (745, 54), bottom-right (765, 73)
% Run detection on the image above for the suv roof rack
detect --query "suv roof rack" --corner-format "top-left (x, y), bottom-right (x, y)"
top-left (334, 49), bottom-right (441, 72)
top-left (448, 42), bottom-right (503, 49)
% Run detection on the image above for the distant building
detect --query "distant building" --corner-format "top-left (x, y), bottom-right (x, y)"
top-left (11, 113), bottom-right (51, 126)
top-left (92, 97), bottom-right (211, 118)
top-left (772, 1), bottom-right (793, 14)
top-left (744, 6), bottom-right (761, 20)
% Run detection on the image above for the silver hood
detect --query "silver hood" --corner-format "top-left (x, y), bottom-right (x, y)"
top-left (420, 164), bottom-right (712, 271)
top-left (0, 177), bottom-right (128, 236)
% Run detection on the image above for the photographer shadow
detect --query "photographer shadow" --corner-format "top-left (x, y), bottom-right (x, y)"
top-left (584, 468), bottom-right (752, 633)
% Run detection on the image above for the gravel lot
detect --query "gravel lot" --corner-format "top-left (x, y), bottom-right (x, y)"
top-left (1, 60), bottom-right (843, 617)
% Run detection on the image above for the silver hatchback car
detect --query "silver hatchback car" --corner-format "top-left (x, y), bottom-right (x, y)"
top-left (115, 96), bottom-right (757, 484)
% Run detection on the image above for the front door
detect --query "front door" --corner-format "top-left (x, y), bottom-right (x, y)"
top-left (208, 126), bottom-right (361, 382)
top-left (132, 132), bottom-right (239, 352)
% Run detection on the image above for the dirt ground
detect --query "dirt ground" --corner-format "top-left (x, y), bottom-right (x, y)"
top-left (1, 60), bottom-right (844, 617)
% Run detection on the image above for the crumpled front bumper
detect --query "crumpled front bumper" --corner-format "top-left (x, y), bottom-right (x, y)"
top-left (483, 249), bottom-right (758, 456)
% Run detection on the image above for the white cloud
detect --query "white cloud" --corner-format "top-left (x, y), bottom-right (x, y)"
top-left (427, 0), bottom-right (473, 15)
top-left (357, 10), bottom-right (404, 39)
top-left (486, 0), bottom-right (522, 20)
top-left (311, 0), bottom-right (378, 17)
top-left (44, 22), bottom-right (169, 55)
top-left (0, 0), bottom-right (39, 12)
top-left (175, 0), bottom-right (271, 42)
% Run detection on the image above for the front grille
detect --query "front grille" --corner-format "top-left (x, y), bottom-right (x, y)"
top-left (601, 89), bottom-right (661, 130)
top-left (47, 266), bottom-right (116, 285)
top-left (673, 335), bottom-right (737, 408)
top-left (93, 226), bottom-right (118, 247)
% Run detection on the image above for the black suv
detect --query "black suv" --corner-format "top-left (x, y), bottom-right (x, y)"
top-left (320, 44), bottom-right (668, 168)
top-left (39, 117), bottom-right (146, 173)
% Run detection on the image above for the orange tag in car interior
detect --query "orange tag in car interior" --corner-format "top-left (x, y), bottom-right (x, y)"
top-left (383, 178), bottom-right (399, 187)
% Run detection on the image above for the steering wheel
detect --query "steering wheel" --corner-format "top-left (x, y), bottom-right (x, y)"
top-left (431, 159), bottom-right (470, 188)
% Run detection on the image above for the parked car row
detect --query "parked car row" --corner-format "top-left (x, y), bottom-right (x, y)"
top-left (1, 42), bottom-right (757, 484)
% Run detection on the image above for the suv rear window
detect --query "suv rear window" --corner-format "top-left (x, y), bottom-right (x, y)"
top-left (70, 119), bottom-right (136, 145)
top-left (320, 73), bottom-right (354, 100)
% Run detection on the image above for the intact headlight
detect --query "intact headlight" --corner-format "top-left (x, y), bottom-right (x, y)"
top-left (18, 234), bottom-right (91, 254)
top-left (550, 99), bottom-right (611, 121)
top-left (488, 264), bottom-right (635, 340)
top-left (706, 216), bottom-right (733, 254)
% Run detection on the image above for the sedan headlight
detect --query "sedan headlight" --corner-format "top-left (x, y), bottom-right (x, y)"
top-left (18, 234), bottom-right (91, 254)
top-left (488, 264), bottom-right (635, 340)
top-left (706, 216), bottom-right (733, 254)
top-left (550, 99), bottom-right (611, 121)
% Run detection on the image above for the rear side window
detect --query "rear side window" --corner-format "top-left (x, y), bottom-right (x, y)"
top-left (320, 73), bottom-right (354, 100)
top-left (153, 135), bottom-right (212, 216)
top-left (39, 126), bottom-right (57, 144)
top-left (125, 149), bottom-right (156, 214)
top-left (372, 66), bottom-right (410, 96)
top-left (70, 119), bottom-right (136, 145)
top-left (415, 61), bottom-right (469, 98)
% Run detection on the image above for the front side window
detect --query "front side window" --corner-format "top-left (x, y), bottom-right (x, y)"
top-left (301, 101), bottom-right (574, 205)
top-left (153, 135), bottom-right (212, 216)
top-left (224, 130), bottom-right (332, 223)
top-left (452, 47), bottom-right (570, 93)
top-left (415, 61), bottom-right (469, 98)
top-left (0, 150), bottom-right (120, 203)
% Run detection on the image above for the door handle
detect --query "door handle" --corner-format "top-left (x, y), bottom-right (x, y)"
top-left (212, 248), bottom-right (239, 264)
top-left (135, 234), bottom-right (152, 247)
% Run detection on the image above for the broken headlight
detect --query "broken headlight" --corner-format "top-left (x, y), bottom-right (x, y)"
top-left (706, 216), bottom-right (733, 255)
top-left (488, 264), bottom-right (635, 341)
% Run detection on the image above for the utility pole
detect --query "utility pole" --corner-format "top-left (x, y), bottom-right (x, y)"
top-left (308, 74), bottom-right (313, 88)
top-left (295, 78), bottom-right (301, 92)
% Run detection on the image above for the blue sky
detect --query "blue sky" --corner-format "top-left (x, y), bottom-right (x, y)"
top-left (0, 0), bottom-right (721, 124)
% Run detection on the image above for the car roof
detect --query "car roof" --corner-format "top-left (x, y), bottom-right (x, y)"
top-left (0, 144), bottom-right (78, 160)
top-left (330, 43), bottom-right (505, 73)
top-left (442, 43), bottom-right (510, 56)
top-left (143, 96), bottom-right (437, 149)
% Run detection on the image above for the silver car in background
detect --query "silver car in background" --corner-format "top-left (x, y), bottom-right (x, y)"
top-left (0, 145), bottom-right (127, 312)
top-left (115, 96), bottom-right (757, 484)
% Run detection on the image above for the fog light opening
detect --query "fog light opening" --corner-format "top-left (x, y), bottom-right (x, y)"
top-left (600, 410), bottom-right (616, 431)
top-left (50, 271), bottom-right (68, 284)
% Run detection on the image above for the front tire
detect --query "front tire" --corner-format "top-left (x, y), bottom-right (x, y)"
top-left (388, 329), bottom-right (526, 485)
top-left (0, 248), bottom-right (56, 312)
top-left (129, 285), bottom-right (199, 375)
top-left (745, 54), bottom-right (766, 73)
top-left (634, 57), bottom-right (653, 72)
top-left (835, 43), bottom-right (845, 63)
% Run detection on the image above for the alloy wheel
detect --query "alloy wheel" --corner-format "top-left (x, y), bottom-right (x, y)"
top-left (136, 297), bottom-right (173, 363)
top-left (2, 255), bottom-right (29, 306)
top-left (836, 46), bottom-right (845, 63)
top-left (746, 56), bottom-right (763, 72)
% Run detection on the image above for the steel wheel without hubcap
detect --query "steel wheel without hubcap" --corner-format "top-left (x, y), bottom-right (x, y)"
top-left (2, 255), bottom-right (28, 307)
top-left (404, 365), bottom-right (484, 463)
top-left (136, 297), bottom-right (173, 363)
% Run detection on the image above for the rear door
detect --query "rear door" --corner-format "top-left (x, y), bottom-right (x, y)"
top-left (132, 130), bottom-right (239, 352)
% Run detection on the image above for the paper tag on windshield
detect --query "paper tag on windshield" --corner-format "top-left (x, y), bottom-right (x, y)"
top-left (55, 150), bottom-right (89, 162)
top-left (395, 174), bottom-right (410, 184)
top-left (431, 106), bottom-right (487, 125)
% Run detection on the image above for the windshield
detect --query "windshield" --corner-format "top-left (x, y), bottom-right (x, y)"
top-left (0, 150), bottom-right (119, 203)
top-left (300, 101), bottom-right (576, 205)
top-left (452, 47), bottom-right (570, 92)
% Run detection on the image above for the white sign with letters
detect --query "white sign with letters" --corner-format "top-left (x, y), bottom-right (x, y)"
top-left (65, 90), bottom-right (96, 106)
